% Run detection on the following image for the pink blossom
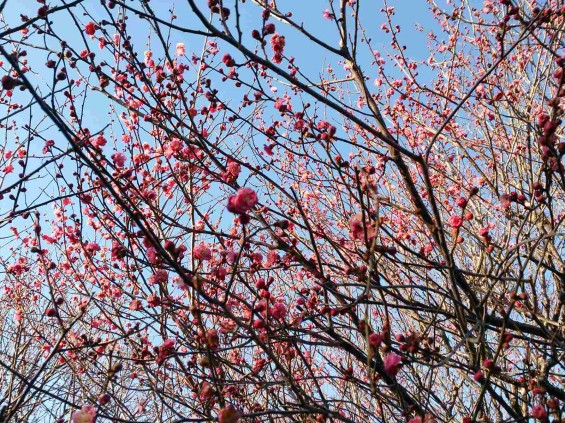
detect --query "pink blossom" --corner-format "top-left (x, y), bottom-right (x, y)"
top-left (222, 160), bottom-right (241, 183)
top-left (531, 405), bottom-right (547, 420)
top-left (323, 9), bottom-right (333, 20)
top-left (176, 42), bottom-right (186, 57)
top-left (349, 213), bottom-right (376, 240)
top-left (144, 50), bottom-right (153, 66)
top-left (146, 294), bottom-right (161, 308)
top-left (448, 215), bottom-right (463, 228)
top-left (72, 405), bottom-right (96, 423)
top-left (146, 247), bottom-right (159, 264)
top-left (129, 299), bottom-right (142, 310)
top-left (194, 243), bottom-right (212, 261)
top-left (500, 193), bottom-right (512, 209)
top-left (252, 358), bottom-right (266, 373)
top-left (270, 302), bottom-right (287, 320)
top-left (263, 250), bottom-right (279, 268)
top-left (149, 269), bottom-right (168, 285)
top-left (252, 252), bottom-right (263, 264)
top-left (91, 134), bottom-right (107, 148)
top-left (456, 197), bottom-right (467, 207)
top-left (369, 332), bottom-right (383, 347)
top-left (222, 53), bottom-right (235, 67)
top-left (112, 152), bottom-right (126, 168)
top-left (156, 338), bottom-right (175, 365)
top-left (226, 249), bottom-right (237, 264)
top-left (349, 214), bottom-right (364, 239)
top-left (227, 187), bottom-right (258, 214)
top-left (317, 120), bottom-right (331, 130)
top-left (474, 370), bottom-right (484, 382)
top-left (482, 358), bottom-right (494, 369)
top-left (270, 34), bottom-right (285, 64)
top-left (85, 242), bottom-right (101, 255)
top-left (199, 381), bottom-right (214, 401)
top-left (162, 338), bottom-right (175, 349)
top-left (383, 352), bottom-right (402, 377)
top-left (264, 144), bottom-right (274, 156)
top-left (218, 405), bottom-right (241, 423)
top-left (98, 393), bottom-right (111, 405)
top-left (410, 416), bottom-right (438, 423)
top-left (84, 22), bottom-right (96, 36)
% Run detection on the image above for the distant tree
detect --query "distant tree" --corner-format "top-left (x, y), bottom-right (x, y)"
top-left (0, 0), bottom-right (563, 421)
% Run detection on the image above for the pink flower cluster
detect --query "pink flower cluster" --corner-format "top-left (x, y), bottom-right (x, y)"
top-left (448, 215), bottom-right (463, 229)
top-left (194, 243), bottom-right (212, 261)
top-left (349, 213), bottom-right (376, 240)
top-left (112, 152), bottom-right (126, 168)
top-left (149, 269), bottom-right (168, 285)
top-left (156, 339), bottom-right (175, 365)
top-left (270, 34), bottom-right (285, 64)
top-left (270, 302), bottom-right (287, 320)
top-left (531, 404), bottom-right (547, 420)
top-left (84, 22), bottom-right (96, 36)
top-left (72, 406), bottom-right (96, 423)
top-left (383, 352), bottom-right (402, 377)
top-left (222, 160), bottom-right (241, 183)
top-left (218, 405), bottom-right (241, 423)
top-left (227, 187), bottom-right (258, 215)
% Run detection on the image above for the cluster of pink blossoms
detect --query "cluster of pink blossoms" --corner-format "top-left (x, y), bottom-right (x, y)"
top-left (270, 33), bottom-right (285, 64)
top-left (72, 406), bottom-right (96, 423)
top-left (349, 213), bottom-right (376, 240)
top-left (227, 187), bottom-right (258, 215)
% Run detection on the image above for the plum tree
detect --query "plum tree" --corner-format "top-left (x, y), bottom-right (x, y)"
top-left (0, 0), bottom-right (563, 422)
